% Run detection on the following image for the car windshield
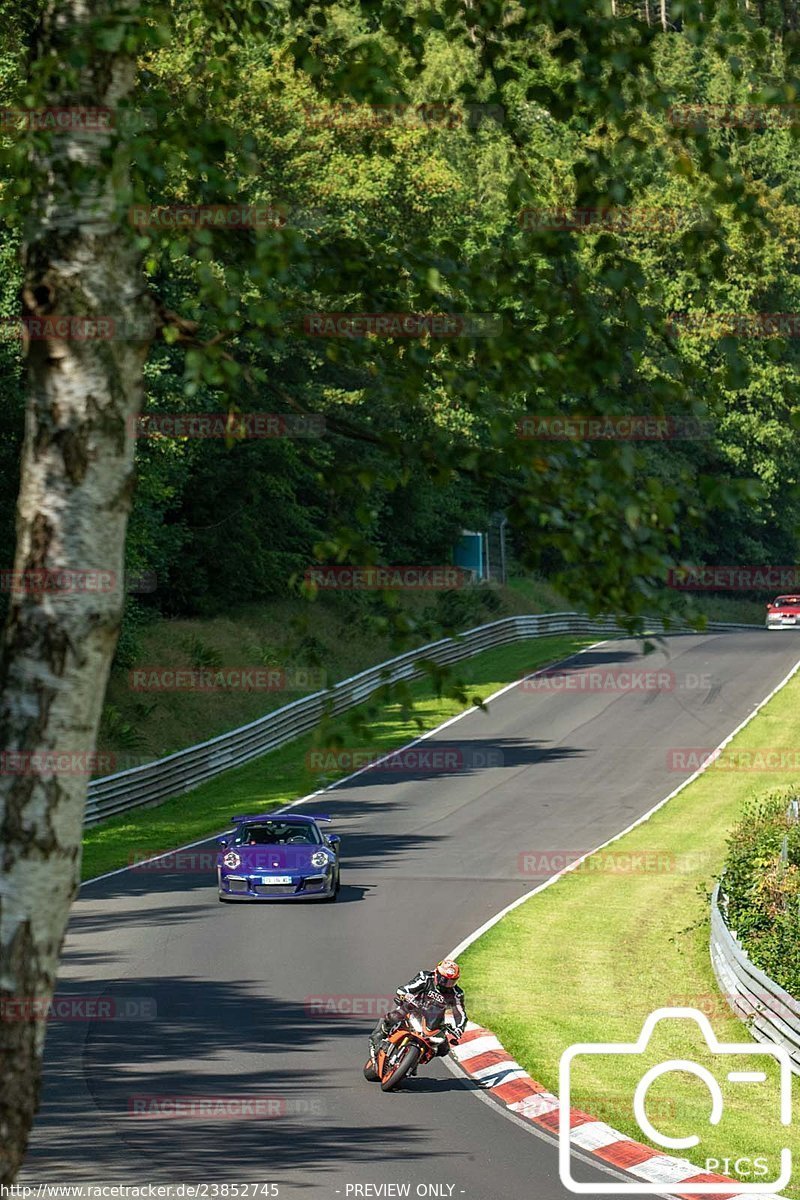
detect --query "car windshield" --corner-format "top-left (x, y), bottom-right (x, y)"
top-left (234, 821), bottom-right (321, 846)
top-left (774, 596), bottom-right (800, 606)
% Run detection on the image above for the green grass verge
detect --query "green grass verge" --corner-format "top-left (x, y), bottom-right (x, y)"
top-left (507, 574), bottom-right (769, 626)
top-left (461, 665), bottom-right (800, 1196)
top-left (82, 633), bottom-right (593, 881)
top-left (103, 578), bottom-right (766, 766)
top-left (688, 594), bottom-right (771, 625)
top-left (101, 581), bottom-right (560, 764)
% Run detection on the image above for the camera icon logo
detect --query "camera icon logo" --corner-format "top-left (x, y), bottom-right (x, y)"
top-left (559, 1008), bottom-right (792, 1194)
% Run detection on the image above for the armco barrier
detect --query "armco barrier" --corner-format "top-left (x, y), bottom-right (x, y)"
top-left (84, 611), bottom-right (760, 827)
top-left (710, 883), bottom-right (800, 1073)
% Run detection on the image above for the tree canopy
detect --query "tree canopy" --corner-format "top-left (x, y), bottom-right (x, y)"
top-left (2, 0), bottom-right (800, 1179)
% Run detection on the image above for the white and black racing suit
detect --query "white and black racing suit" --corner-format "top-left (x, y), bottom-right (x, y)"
top-left (369, 969), bottom-right (467, 1057)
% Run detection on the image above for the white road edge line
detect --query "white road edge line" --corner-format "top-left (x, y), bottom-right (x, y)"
top-left (82, 634), bottom-right (611, 886)
top-left (446, 647), bottom-right (800, 959)
top-left (440, 1052), bottom-right (685, 1196)
top-left (442, 640), bottom-right (800, 1181)
top-left (80, 630), bottom-right (789, 1193)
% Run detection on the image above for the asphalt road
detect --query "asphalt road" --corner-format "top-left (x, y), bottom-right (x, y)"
top-left (21, 631), bottom-right (800, 1200)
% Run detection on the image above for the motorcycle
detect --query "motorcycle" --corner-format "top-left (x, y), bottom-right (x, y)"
top-left (363, 1001), bottom-right (455, 1092)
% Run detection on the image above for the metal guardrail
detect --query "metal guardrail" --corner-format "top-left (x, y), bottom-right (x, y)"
top-left (710, 884), bottom-right (800, 1073)
top-left (84, 610), bottom-right (762, 827)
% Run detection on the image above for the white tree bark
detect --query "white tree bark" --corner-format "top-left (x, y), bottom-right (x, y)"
top-left (0, 0), bottom-right (154, 1181)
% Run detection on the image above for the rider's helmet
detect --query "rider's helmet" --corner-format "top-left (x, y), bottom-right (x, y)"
top-left (434, 959), bottom-right (460, 990)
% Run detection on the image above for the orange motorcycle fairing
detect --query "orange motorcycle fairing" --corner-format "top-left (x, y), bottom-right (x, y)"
top-left (367, 1011), bottom-right (448, 1092)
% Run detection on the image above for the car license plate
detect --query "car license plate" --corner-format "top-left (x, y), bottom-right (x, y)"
top-left (262, 875), bottom-right (292, 884)
top-left (783, 618), bottom-right (796, 625)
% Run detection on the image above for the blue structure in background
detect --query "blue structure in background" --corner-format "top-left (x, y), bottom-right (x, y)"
top-left (454, 530), bottom-right (485, 581)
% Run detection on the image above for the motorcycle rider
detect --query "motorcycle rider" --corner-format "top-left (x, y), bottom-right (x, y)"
top-left (369, 959), bottom-right (467, 1064)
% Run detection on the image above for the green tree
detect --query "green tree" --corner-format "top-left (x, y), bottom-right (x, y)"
top-left (2, 0), bottom-right (800, 1180)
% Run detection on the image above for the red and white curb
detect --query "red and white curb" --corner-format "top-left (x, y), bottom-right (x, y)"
top-left (450, 1023), bottom-right (783, 1200)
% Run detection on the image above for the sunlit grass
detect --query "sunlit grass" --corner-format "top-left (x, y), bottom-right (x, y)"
top-left (461, 669), bottom-right (800, 1195)
top-left (83, 634), bottom-right (591, 880)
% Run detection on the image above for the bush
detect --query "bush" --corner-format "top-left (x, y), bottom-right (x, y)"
top-left (184, 635), bottom-right (222, 670)
top-left (98, 703), bottom-right (144, 751)
top-left (721, 791), bottom-right (800, 996)
top-left (112, 597), bottom-right (156, 670)
top-left (426, 583), bottom-right (502, 632)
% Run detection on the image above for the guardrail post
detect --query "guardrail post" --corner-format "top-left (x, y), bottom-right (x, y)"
top-left (83, 612), bottom-right (766, 827)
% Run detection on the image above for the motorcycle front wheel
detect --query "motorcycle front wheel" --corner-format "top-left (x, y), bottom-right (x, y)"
top-left (380, 1043), bottom-right (420, 1092)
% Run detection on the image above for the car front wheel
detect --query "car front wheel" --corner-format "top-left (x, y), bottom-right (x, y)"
top-left (324, 869), bottom-right (340, 902)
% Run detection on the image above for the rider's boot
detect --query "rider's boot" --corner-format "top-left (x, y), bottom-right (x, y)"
top-left (369, 1016), bottom-right (391, 1056)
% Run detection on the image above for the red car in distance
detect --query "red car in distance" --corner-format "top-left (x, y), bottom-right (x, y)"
top-left (765, 594), bottom-right (800, 629)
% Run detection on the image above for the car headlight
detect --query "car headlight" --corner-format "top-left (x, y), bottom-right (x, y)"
top-left (311, 850), bottom-right (329, 868)
top-left (223, 851), bottom-right (241, 869)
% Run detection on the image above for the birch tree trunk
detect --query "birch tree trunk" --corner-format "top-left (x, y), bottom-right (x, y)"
top-left (0, 0), bottom-right (154, 1182)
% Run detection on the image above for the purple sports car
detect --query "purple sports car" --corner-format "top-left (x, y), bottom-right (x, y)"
top-left (216, 813), bottom-right (341, 902)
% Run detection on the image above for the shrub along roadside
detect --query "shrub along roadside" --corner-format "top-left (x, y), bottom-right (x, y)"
top-left (722, 790), bottom-right (800, 997)
top-left (82, 633), bottom-right (592, 881)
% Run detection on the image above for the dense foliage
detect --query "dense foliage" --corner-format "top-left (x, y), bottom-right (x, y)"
top-left (5, 1), bottom-right (800, 1184)
top-left (722, 791), bottom-right (800, 996)
top-left (2, 1), bottom-right (800, 645)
